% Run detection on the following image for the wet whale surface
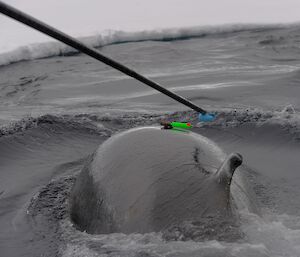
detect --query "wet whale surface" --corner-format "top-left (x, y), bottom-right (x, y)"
top-left (70, 126), bottom-right (243, 237)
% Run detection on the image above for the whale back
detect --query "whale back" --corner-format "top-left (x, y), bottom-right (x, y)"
top-left (70, 127), bottom-right (236, 234)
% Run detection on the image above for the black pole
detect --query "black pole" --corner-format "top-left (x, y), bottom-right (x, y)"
top-left (0, 1), bottom-right (206, 114)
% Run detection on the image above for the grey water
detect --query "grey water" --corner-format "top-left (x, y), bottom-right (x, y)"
top-left (0, 24), bottom-right (300, 257)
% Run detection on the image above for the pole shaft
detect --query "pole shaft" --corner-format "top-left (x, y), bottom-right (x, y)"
top-left (0, 1), bottom-right (206, 114)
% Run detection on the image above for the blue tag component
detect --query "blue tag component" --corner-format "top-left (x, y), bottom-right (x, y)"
top-left (198, 113), bottom-right (216, 122)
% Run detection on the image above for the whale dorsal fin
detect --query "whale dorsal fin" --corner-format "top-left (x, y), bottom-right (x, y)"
top-left (216, 153), bottom-right (243, 187)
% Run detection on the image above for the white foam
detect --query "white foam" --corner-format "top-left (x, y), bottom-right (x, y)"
top-left (241, 211), bottom-right (300, 257)
top-left (59, 208), bottom-right (300, 257)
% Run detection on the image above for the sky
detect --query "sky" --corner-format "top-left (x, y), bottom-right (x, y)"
top-left (0, 0), bottom-right (300, 52)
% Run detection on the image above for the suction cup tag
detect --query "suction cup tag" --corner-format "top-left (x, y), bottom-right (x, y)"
top-left (161, 121), bottom-right (192, 130)
top-left (198, 113), bottom-right (216, 122)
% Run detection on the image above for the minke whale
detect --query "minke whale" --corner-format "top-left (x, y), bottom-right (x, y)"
top-left (70, 127), bottom-right (244, 236)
